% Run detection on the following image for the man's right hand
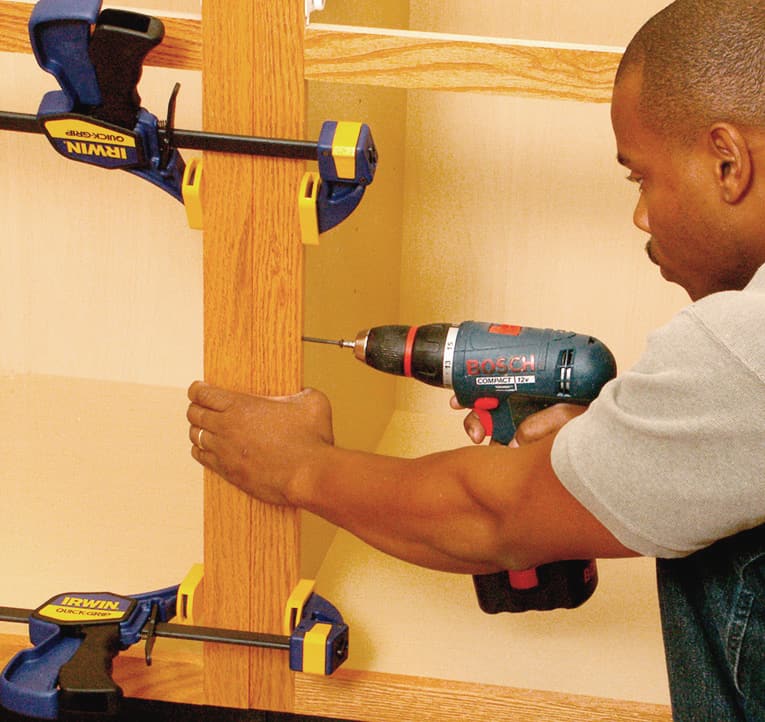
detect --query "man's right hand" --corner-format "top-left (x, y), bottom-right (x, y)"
top-left (449, 396), bottom-right (587, 447)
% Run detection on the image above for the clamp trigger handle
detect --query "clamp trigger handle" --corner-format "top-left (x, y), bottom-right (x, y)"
top-left (88, 9), bottom-right (165, 129)
top-left (57, 624), bottom-right (123, 717)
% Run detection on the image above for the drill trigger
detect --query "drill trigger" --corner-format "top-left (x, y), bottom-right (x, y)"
top-left (473, 397), bottom-right (499, 438)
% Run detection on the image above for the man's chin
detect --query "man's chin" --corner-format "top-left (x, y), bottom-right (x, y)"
top-left (645, 241), bottom-right (689, 293)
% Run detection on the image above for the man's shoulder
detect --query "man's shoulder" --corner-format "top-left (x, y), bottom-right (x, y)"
top-left (682, 273), bottom-right (765, 381)
top-left (696, 270), bottom-right (765, 311)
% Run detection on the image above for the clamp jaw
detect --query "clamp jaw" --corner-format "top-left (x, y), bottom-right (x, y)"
top-left (299, 121), bottom-right (378, 245)
top-left (284, 579), bottom-right (349, 676)
top-left (29, 0), bottom-right (185, 201)
top-left (0, 578), bottom-right (348, 720)
top-left (0, 586), bottom-right (178, 719)
top-left (23, 0), bottom-right (378, 237)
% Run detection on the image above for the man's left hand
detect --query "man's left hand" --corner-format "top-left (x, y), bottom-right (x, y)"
top-left (186, 382), bottom-right (334, 506)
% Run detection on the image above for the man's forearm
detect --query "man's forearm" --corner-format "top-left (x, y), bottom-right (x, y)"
top-left (186, 384), bottom-right (636, 571)
top-left (286, 443), bottom-right (527, 574)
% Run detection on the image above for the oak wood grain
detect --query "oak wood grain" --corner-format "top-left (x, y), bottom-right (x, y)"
top-left (0, 2), bottom-right (621, 101)
top-left (0, 635), bottom-right (671, 722)
top-left (200, 0), bottom-right (304, 713)
top-left (295, 670), bottom-right (673, 722)
top-left (304, 26), bottom-right (621, 101)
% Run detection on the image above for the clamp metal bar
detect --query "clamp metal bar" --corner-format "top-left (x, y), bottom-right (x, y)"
top-left (0, 110), bottom-right (319, 160)
top-left (171, 129), bottom-right (318, 160)
top-left (0, 605), bottom-right (290, 652)
top-left (0, 111), bottom-right (41, 134)
top-left (1, 583), bottom-right (348, 717)
top-left (149, 621), bottom-right (290, 651)
top-left (0, 607), bottom-right (31, 624)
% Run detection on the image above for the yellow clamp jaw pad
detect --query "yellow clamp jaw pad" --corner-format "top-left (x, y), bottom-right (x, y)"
top-left (284, 579), bottom-right (349, 675)
top-left (328, 121), bottom-right (364, 181)
top-left (299, 171), bottom-right (321, 246)
top-left (176, 563), bottom-right (204, 625)
top-left (182, 157), bottom-right (203, 230)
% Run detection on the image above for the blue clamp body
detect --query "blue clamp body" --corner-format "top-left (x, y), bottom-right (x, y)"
top-left (0, 584), bottom-right (348, 718)
top-left (315, 121), bottom-right (377, 233)
top-left (0, 586), bottom-right (178, 720)
top-left (289, 592), bottom-right (349, 676)
top-left (28, 0), bottom-right (185, 201)
top-left (25, 0), bottom-right (377, 232)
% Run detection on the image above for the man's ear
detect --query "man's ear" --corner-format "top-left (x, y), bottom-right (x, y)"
top-left (708, 123), bottom-right (752, 204)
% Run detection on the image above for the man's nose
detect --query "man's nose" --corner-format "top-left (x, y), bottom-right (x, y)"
top-left (633, 193), bottom-right (650, 233)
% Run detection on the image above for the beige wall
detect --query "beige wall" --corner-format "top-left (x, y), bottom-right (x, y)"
top-left (0, 44), bottom-right (205, 614)
top-left (313, 0), bottom-right (682, 707)
top-left (2, 0), bottom-right (682, 709)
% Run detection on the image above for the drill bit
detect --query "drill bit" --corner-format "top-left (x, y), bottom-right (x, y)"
top-left (302, 335), bottom-right (355, 349)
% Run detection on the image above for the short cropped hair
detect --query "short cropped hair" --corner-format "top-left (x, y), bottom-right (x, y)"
top-left (617, 0), bottom-right (765, 143)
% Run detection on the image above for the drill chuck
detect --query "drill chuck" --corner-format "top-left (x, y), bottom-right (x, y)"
top-left (356, 324), bottom-right (458, 385)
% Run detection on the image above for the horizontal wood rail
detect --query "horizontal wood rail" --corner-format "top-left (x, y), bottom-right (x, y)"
top-left (303, 25), bottom-right (621, 101)
top-left (0, 1), bottom-right (622, 101)
top-left (0, 1), bottom-right (202, 70)
top-left (0, 634), bottom-right (672, 722)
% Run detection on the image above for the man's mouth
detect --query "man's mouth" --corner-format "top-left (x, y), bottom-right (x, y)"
top-left (645, 239), bottom-right (660, 266)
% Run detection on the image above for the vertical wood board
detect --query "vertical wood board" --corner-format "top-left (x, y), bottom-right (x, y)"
top-left (202, 0), bottom-right (305, 712)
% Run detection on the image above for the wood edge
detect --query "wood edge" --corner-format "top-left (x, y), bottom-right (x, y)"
top-left (0, 634), bottom-right (672, 721)
top-left (294, 668), bottom-right (672, 722)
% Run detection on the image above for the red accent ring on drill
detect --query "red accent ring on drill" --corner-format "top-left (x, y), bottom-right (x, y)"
top-left (403, 326), bottom-right (418, 377)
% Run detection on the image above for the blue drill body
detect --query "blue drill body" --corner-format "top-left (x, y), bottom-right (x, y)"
top-left (344, 321), bottom-right (617, 613)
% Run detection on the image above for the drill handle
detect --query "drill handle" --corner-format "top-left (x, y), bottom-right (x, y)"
top-left (471, 396), bottom-right (598, 614)
top-left (474, 396), bottom-right (555, 445)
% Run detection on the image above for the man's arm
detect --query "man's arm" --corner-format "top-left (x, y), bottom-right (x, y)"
top-left (187, 382), bottom-right (637, 574)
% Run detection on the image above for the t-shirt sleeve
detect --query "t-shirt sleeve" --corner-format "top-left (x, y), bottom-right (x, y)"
top-left (551, 300), bottom-right (765, 558)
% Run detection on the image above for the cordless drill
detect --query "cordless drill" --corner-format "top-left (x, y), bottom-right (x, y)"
top-left (304, 321), bottom-right (617, 614)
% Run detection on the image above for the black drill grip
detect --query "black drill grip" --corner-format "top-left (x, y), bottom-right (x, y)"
top-left (88, 9), bottom-right (164, 129)
top-left (473, 400), bottom-right (599, 614)
top-left (474, 560), bottom-right (598, 614)
top-left (57, 624), bottom-right (123, 716)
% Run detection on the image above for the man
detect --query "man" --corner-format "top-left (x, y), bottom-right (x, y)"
top-left (187, 1), bottom-right (765, 718)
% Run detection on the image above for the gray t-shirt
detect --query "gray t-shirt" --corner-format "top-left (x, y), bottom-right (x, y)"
top-left (551, 264), bottom-right (765, 559)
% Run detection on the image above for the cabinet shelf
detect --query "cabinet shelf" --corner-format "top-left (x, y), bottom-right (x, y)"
top-left (0, 1), bottom-right (620, 101)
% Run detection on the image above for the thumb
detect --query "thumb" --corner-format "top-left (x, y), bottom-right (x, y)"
top-left (268, 387), bottom-right (314, 403)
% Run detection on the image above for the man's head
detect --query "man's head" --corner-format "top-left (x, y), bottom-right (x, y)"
top-left (612, 0), bottom-right (765, 300)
